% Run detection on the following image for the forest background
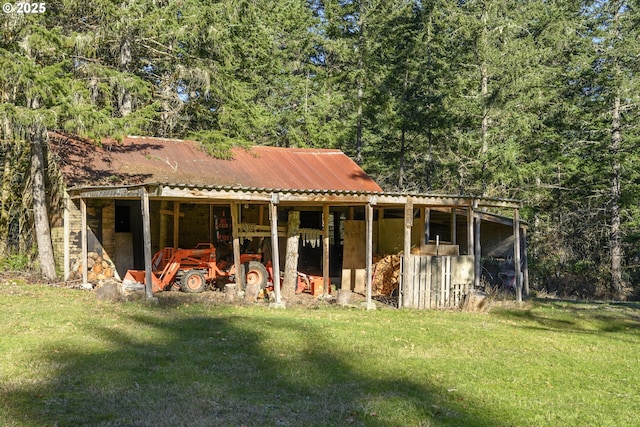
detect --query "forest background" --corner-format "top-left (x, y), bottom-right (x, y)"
top-left (0, 0), bottom-right (638, 300)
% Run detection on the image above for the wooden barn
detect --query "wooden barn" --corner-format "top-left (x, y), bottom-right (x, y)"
top-left (46, 132), bottom-right (527, 308)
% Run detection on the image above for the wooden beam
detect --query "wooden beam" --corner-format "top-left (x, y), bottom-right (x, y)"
top-left (209, 204), bottom-right (214, 243)
top-left (474, 201), bottom-right (481, 289)
top-left (81, 198), bottom-right (88, 285)
top-left (72, 186), bottom-right (145, 199)
top-left (141, 188), bottom-right (154, 299)
top-left (476, 210), bottom-right (528, 229)
top-left (378, 207), bottom-right (384, 250)
top-left (323, 204), bottom-right (330, 297)
top-left (173, 202), bottom-right (180, 249)
top-left (514, 208), bottom-right (522, 302)
top-left (230, 202), bottom-right (243, 289)
top-left (63, 195), bottom-right (70, 280)
top-left (270, 195), bottom-right (282, 304)
top-left (450, 207), bottom-right (457, 245)
top-left (365, 201), bottom-right (375, 309)
top-left (159, 201), bottom-right (168, 249)
top-left (403, 197), bottom-right (414, 309)
top-left (159, 209), bottom-right (185, 217)
top-left (467, 205), bottom-right (474, 256)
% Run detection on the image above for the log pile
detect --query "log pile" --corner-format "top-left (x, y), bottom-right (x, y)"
top-left (372, 253), bottom-right (401, 296)
top-left (69, 252), bottom-right (117, 282)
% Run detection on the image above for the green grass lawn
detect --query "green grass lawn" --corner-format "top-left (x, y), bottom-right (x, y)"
top-left (1, 280), bottom-right (639, 426)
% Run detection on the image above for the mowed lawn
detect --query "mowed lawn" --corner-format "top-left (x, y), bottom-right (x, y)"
top-left (1, 281), bottom-right (639, 426)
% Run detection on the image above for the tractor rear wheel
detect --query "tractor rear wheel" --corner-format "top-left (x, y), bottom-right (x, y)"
top-left (243, 261), bottom-right (268, 290)
top-left (180, 270), bottom-right (207, 293)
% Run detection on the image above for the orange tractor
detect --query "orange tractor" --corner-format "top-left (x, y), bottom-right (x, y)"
top-left (123, 243), bottom-right (270, 293)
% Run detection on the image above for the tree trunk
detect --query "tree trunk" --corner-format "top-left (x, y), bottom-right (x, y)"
top-left (282, 210), bottom-right (300, 300)
top-left (356, 86), bottom-right (363, 165)
top-left (354, 3), bottom-right (366, 165)
top-left (30, 127), bottom-right (57, 280)
top-left (610, 94), bottom-right (623, 298)
top-left (0, 143), bottom-right (11, 256)
top-left (399, 127), bottom-right (406, 189)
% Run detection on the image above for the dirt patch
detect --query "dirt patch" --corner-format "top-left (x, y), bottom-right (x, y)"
top-left (0, 272), bottom-right (398, 309)
top-left (0, 271), bottom-right (48, 285)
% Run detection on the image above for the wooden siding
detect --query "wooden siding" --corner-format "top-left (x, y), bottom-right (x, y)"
top-left (401, 255), bottom-right (475, 309)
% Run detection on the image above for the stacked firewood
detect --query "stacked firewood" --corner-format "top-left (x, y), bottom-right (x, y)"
top-left (372, 253), bottom-right (401, 296)
top-left (70, 252), bottom-right (116, 282)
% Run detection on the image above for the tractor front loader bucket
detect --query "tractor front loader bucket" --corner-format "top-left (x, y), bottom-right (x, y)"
top-left (123, 269), bottom-right (165, 293)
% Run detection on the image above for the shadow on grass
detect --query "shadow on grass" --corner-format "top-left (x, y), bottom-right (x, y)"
top-left (491, 299), bottom-right (640, 336)
top-left (4, 301), bottom-right (518, 427)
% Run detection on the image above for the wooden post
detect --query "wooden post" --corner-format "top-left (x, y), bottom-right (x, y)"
top-left (333, 210), bottom-right (340, 250)
top-left (63, 195), bottom-right (70, 280)
top-left (420, 207), bottom-right (429, 246)
top-left (323, 204), bottom-right (330, 296)
top-left (282, 210), bottom-right (300, 299)
top-left (173, 202), bottom-right (180, 249)
top-left (514, 208), bottom-right (522, 302)
top-left (209, 204), bottom-right (214, 243)
top-left (141, 188), bottom-right (154, 299)
top-left (467, 204), bottom-right (474, 255)
top-left (159, 201), bottom-right (168, 249)
top-left (378, 208), bottom-right (384, 250)
top-left (80, 198), bottom-right (88, 285)
top-left (230, 202), bottom-right (243, 289)
top-left (258, 204), bottom-right (266, 255)
top-left (450, 207), bottom-right (457, 245)
top-left (402, 197), bottom-right (414, 308)
top-left (365, 201), bottom-right (375, 309)
top-left (473, 201), bottom-right (481, 289)
top-left (159, 204), bottom-right (184, 248)
top-left (270, 195), bottom-right (283, 305)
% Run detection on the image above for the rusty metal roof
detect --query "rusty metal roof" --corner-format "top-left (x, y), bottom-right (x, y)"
top-left (48, 133), bottom-right (383, 193)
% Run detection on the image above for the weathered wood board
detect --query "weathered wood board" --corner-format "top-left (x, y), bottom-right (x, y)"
top-left (342, 220), bottom-right (366, 293)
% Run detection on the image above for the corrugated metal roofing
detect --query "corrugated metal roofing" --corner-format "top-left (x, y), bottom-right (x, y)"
top-left (48, 133), bottom-right (383, 193)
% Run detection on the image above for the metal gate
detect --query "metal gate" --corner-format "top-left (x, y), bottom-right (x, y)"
top-left (400, 255), bottom-right (475, 309)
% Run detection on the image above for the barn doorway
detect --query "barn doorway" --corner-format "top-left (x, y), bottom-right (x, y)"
top-left (114, 201), bottom-right (144, 276)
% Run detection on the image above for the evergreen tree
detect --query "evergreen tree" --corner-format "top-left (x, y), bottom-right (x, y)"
top-left (570, 0), bottom-right (640, 297)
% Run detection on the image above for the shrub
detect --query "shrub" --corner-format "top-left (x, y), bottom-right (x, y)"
top-left (0, 254), bottom-right (30, 272)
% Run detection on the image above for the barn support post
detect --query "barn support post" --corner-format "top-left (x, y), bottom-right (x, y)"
top-left (141, 187), bottom-right (155, 300)
top-left (159, 201), bottom-right (168, 249)
top-left (467, 204), bottom-right (474, 256)
top-left (473, 200), bottom-right (481, 289)
top-left (402, 197), bottom-right (414, 308)
top-left (230, 202), bottom-right (243, 289)
top-left (269, 194), bottom-right (285, 308)
top-left (450, 207), bottom-right (457, 245)
top-left (364, 199), bottom-right (376, 310)
top-left (209, 204), bottom-right (214, 243)
top-left (322, 204), bottom-right (330, 297)
top-left (80, 197), bottom-right (88, 286)
top-left (159, 203), bottom-right (184, 249)
top-left (63, 195), bottom-right (70, 280)
top-left (173, 202), bottom-right (180, 249)
top-left (422, 207), bottom-right (430, 245)
top-left (514, 208), bottom-right (522, 303)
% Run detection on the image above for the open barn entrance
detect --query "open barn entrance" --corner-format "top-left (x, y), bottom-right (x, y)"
top-left (114, 201), bottom-right (143, 276)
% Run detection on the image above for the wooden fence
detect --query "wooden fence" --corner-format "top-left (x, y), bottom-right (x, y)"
top-left (400, 255), bottom-right (475, 309)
